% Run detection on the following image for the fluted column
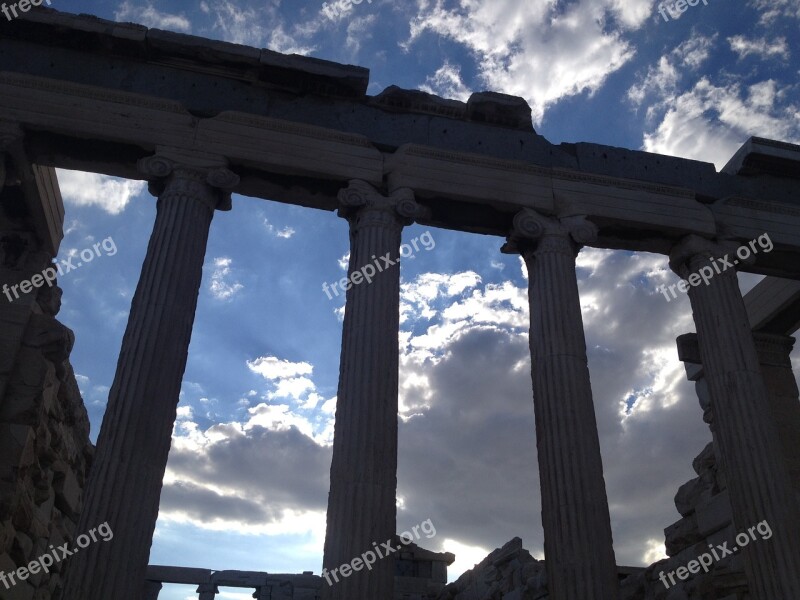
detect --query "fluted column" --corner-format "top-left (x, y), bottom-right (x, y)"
top-left (669, 235), bottom-right (800, 600)
top-left (322, 180), bottom-right (421, 600)
top-left (753, 333), bottom-right (800, 492)
top-left (502, 209), bottom-right (618, 600)
top-left (60, 154), bottom-right (238, 600)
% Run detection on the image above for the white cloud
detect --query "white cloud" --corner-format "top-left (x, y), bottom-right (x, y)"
top-left (728, 35), bottom-right (790, 60)
top-left (642, 78), bottom-right (800, 168)
top-left (114, 2), bottom-right (192, 32)
top-left (405, 0), bottom-right (643, 125)
top-left (627, 34), bottom-right (716, 107)
top-left (247, 356), bottom-right (321, 403)
top-left (247, 356), bottom-right (314, 380)
top-left (749, 0), bottom-right (800, 24)
top-left (198, 0), bottom-right (315, 54)
top-left (627, 56), bottom-right (680, 107)
top-left (346, 14), bottom-right (378, 54)
top-left (441, 538), bottom-right (491, 578)
top-left (419, 62), bottom-right (472, 102)
top-left (208, 257), bottom-right (244, 301)
top-left (56, 169), bottom-right (146, 215)
top-left (263, 218), bottom-right (296, 239)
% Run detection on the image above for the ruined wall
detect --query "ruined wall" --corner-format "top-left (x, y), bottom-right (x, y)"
top-left (619, 440), bottom-right (748, 600)
top-left (435, 538), bottom-right (548, 600)
top-left (0, 194), bottom-right (94, 600)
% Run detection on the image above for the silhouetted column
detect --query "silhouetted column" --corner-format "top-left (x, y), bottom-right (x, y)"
top-left (322, 180), bottom-right (421, 600)
top-left (669, 235), bottom-right (800, 600)
top-left (502, 209), bottom-right (618, 600)
top-left (143, 580), bottom-right (162, 600)
top-left (753, 333), bottom-right (800, 491)
top-left (196, 583), bottom-right (218, 599)
top-left (60, 154), bottom-right (238, 600)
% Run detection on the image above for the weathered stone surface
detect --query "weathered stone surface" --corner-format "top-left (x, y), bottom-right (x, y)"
top-left (694, 490), bottom-right (732, 538)
top-left (60, 159), bottom-right (236, 600)
top-left (674, 475), bottom-right (714, 518)
top-left (664, 514), bottom-right (702, 557)
top-left (466, 92), bottom-right (534, 131)
top-left (323, 182), bottom-right (419, 600)
top-left (0, 197), bottom-right (93, 600)
top-left (506, 210), bottom-right (618, 600)
top-left (436, 538), bottom-right (547, 600)
top-left (691, 442), bottom-right (715, 477)
top-left (371, 85), bottom-right (466, 119)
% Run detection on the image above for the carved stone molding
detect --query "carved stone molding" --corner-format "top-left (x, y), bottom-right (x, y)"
top-left (753, 332), bottom-right (795, 368)
top-left (137, 154), bottom-right (240, 211)
top-left (337, 180), bottom-right (426, 232)
top-left (0, 72), bottom-right (187, 114)
top-left (501, 208), bottom-right (598, 256)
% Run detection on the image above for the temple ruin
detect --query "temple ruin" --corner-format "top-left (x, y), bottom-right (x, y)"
top-left (1, 7), bottom-right (799, 600)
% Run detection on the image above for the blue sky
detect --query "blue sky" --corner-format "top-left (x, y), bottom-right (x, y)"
top-left (40, 0), bottom-right (800, 598)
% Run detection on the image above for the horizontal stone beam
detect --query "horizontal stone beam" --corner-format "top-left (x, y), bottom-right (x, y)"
top-left (2, 11), bottom-right (800, 277)
top-left (744, 277), bottom-right (800, 335)
top-left (145, 566), bottom-right (212, 585)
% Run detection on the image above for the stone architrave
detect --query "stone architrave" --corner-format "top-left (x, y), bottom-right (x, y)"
top-left (502, 208), bottom-right (618, 600)
top-left (59, 154), bottom-right (238, 600)
top-left (669, 235), bottom-right (800, 600)
top-left (322, 180), bottom-right (422, 600)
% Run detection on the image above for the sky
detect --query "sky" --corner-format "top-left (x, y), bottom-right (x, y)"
top-left (33, 0), bottom-right (800, 598)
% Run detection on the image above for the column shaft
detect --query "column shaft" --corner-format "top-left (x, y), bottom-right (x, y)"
top-left (507, 210), bottom-right (618, 600)
top-left (322, 182), bottom-right (417, 600)
top-left (60, 164), bottom-right (234, 600)
top-left (753, 333), bottom-right (800, 492)
top-left (672, 238), bottom-right (800, 599)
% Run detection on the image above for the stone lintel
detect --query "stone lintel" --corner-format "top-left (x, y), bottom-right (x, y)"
top-left (722, 136), bottom-right (800, 179)
top-left (744, 276), bottom-right (800, 335)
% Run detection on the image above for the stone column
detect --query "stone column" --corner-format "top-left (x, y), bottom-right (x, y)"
top-left (669, 235), bottom-right (800, 599)
top-left (501, 209), bottom-right (618, 600)
top-left (196, 583), bottom-right (218, 599)
top-left (60, 154), bottom-right (238, 600)
top-left (322, 180), bottom-right (421, 600)
top-left (143, 580), bottom-right (162, 600)
top-left (753, 333), bottom-right (800, 493)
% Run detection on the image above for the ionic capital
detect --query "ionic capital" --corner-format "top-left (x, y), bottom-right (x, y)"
top-left (668, 235), bottom-right (743, 279)
top-left (137, 153), bottom-right (239, 211)
top-left (337, 180), bottom-right (427, 231)
top-left (501, 209), bottom-right (597, 257)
